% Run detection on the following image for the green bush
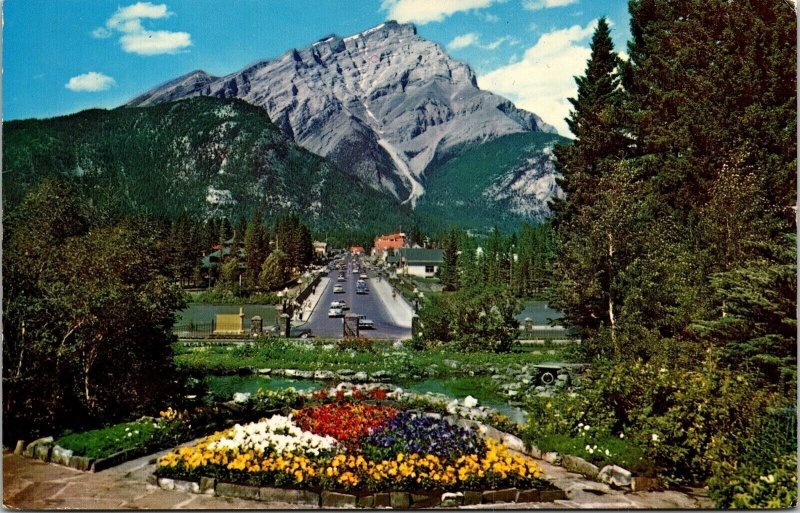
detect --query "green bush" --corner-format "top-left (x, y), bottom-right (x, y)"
top-left (709, 454), bottom-right (797, 509)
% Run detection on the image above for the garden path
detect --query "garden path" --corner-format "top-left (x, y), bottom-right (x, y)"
top-left (4, 449), bottom-right (714, 509)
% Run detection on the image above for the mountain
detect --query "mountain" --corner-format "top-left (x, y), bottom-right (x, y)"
top-left (127, 21), bottom-right (557, 209)
top-left (415, 131), bottom-right (567, 233)
top-left (3, 97), bottom-right (414, 235)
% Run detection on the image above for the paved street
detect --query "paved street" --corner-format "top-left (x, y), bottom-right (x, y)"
top-left (303, 255), bottom-right (412, 340)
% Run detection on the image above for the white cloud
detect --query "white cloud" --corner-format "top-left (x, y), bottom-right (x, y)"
top-left (447, 33), bottom-right (518, 51)
top-left (523, 0), bottom-right (578, 10)
top-left (447, 33), bottom-right (480, 50)
top-left (94, 2), bottom-right (191, 55)
top-left (478, 20), bottom-right (597, 136)
top-left (381, 0), bottom-right (498, 24)
top-left (65, 72), bottom-right (117, 92)
top-left (92, 27), bottom-right (112, 38)
top-left (478, 12), bottom-right (500, 22)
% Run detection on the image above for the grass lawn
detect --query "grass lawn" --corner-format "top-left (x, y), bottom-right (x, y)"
top-left (56, 421), bottom-right (163, 459)
top-left (174, 339), bottom-right (567, 377)
top-left (531, 433), bottom-right (651, 475)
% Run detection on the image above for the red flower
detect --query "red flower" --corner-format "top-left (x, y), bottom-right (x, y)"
top-left (294, 403), bottom-right (398, 450)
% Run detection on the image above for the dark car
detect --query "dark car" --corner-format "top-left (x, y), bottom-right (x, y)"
top-left (290, 328), bottom-right (315, 339)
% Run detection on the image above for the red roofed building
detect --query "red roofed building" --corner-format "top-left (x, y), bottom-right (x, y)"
top-left (350, 246), bottom-right (365, 255)
top-left (374, 232), bottom-right (407, 252)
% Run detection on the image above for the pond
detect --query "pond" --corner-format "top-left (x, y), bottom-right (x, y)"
top-left (202, 374), bottom-right (528, 424)
top-left (176, 304), bottom-right (277, 329)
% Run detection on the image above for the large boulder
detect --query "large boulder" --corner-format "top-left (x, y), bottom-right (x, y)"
top-left (598, 464), bottom-right (633, 488)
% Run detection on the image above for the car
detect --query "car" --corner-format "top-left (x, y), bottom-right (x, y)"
top-left (290, 328), bottom-right (314, 339)
top-left (356, 283), bottom-right (368, 294)
top-left (359, 273), bottom-right (368, 280)
top-left (356, 315), bottom-right (374, 329)
top-left (339, 300), bottom-right (349, 310)
top-left (333, 285), bottom-right (345, 293)
top-left (328, 307), bottom-right (343, 317)
top-left (330, 300), bottom-right (345, 308)
top-left (352, 268), bottom-right (360, 274)
top-left (337, 275), bottom-right (346, 282)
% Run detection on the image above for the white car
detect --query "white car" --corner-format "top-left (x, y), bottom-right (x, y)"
top-left (359, 273), bottom-right (368, 280)
top-left (357, 315), bottom-right (374, 329)
top-left (328, 307), bottom-right (343, 317)
top-left (333, 285), bottom-right (344, 293)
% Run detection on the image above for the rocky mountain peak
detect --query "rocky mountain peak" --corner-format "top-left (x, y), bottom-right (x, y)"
top-left (126, 21), bottom-right (554, 206)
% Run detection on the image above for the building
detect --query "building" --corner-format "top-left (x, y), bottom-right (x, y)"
top-left (313, 241), bottom-right (328, 258)
top-left (394, 248), bottom-right (445, 277)
top-left (350, 245), bottom-right (365, 255)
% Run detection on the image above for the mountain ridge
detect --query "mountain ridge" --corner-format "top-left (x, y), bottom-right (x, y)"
top-left (126, 20), bottom-right (556, 206)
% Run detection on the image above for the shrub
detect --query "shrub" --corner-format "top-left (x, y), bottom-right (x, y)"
top-left (709, 454), bottom-right (797, 509)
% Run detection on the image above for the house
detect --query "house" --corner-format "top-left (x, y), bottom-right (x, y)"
top-left (313, 241), bottom-right (328, 258)
top-left (350, 246), bottom-right (365, 255)
top-left (395, 248), bottom-right (444, 278)
top-left (373, 232), bottom-right (407, 260)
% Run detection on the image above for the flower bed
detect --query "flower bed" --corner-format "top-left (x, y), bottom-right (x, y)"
top-left (155, 398), bottom-right (548, 496)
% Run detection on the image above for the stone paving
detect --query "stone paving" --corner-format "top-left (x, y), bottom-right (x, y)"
top-left (4, 447), bottom-right (715, 510)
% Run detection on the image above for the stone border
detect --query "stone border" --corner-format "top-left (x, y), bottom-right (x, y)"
top-left (152, 477), bottom-right (567, 508)
top-left (20, 436), bottom-right (154, 473)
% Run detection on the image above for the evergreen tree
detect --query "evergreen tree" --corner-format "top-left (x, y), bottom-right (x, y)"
top-left (218, 217), bottom-right (233, 246)
top-left (259, 250), bottom-right (288, 290)
top-left (243, 211), bottom-right (270, 287)
top-left (440, 228), bottom-right (461, 291)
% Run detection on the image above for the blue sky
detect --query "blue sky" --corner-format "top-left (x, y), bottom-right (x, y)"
top-left (4, 0), bottom-right (631, 134)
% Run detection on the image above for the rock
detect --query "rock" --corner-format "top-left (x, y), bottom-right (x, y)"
top-left (24, 436), bottom-right (53, 458)
top-left (146, 474), bottom-right (158, 486)
top-left (542, 451), bottom-right (561, 465)
top-left (216, 482), bottom-right (259, 500)
top-left (390, 492), bottom-right (410, 508)
top-left (562, 454), bottom-right (599, 478)
top-left (443, 359), bottom-right (459, 369)
top-left (463, 490), bottom-right (483, 505)
top-left (50, 445), bottom-right (73, 466)
top-left (158, 478), bottom-right (175, 490)
top-left (410, 492), bottom-right (440, 508)
top-left (502, 434), bottom-right (527, 453)
top-left (297, 370), bottom-right (314, 379)
top-left (284, 369), bottom-right (298, 377)
top-left (34, 443), bottom-right (52, 462)
top-left (321, 491), bottom-right (356, 508)
top-left (271, 368), bottom-right (285, 376)
top-left (373, 493), bottom-right (391, 508)
top-left (540, 489), bottom-right (567, 502)
top-left (598, 465), bottom-right (633, 488)
top-left (256, 368), bottom-right (272, 375)
top-left (631, 476), bottom-right (661, 492)
top-left (370, 370), bottom-right (392, 380)
top-left (174, 479), bottom-right (200, 493)
top-left (440, 492), bottom-right (464, 507)
top-left (481, 490), bottom-right (496, 503)
top-left (68, 455), bottom-right (94, 471)
top-left (14, 440), bottom-right (25, 455)
top-left (313, 370), bottom-right (335, 380)
top-left (527, 445), bottom-right (542, 459)
top-left (463, 395), bottom-right (478, 408)
top-left (199, 476), bottom-right (216, 494)
top-left (232, 392), bottom-right (251, 403)
top-left (258, 487), bottom-right (319, 506)
top-left (494, 488), bottom-right (519, 503)
top-left (517, 489), bottom-right (540, 503)
top-left (337, 369), bottom-right (355, 377)
top-left (353, 371), bottom-right (368, 382)
top-left (357, 495), bottom-right (374, 508)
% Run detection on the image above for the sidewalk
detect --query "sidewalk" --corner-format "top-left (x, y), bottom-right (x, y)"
top-left (370, 276), bottom-right (414, 329)
top-left (298, 276), bottom-right (329, 322)
top-left (3, 449), bottom-right (714, 510)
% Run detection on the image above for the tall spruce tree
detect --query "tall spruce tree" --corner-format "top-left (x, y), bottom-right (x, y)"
top-left (551, 17), bottom-right (631, 343)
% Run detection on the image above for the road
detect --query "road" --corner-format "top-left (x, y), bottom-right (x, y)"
top-left (303, 255), bottom-right (412, 340)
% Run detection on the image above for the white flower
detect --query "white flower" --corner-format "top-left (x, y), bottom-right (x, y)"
top-left (619, 432), bottom-right (625, 439)
top-left (588, 448), bottom-right (594, 454)
top-left (127, 432), bottom-right (133, 437)
top-left (583, 425), bottom-right (590, 431)
top-left (585, 445), bottom-right (591, 451)
top-left (651, 433), bottom-right (659, 442)
top-left (605, 449), bottom-right (610, 456)
top-left (578, 422), bottom-right (584, 428)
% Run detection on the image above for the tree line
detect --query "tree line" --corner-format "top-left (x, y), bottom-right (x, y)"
top-left (548, 1), bottom-right (795, 503)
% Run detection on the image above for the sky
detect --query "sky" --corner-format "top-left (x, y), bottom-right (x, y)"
top-left (3, 0), bottom-right (632, 135)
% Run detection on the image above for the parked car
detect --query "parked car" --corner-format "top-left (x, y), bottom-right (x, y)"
top-left (328, 307), bottom-right (343, 317)
top-left (333, 285), bottom-right (344, 293)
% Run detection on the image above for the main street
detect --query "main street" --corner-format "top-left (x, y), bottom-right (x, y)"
top-left (303, 255), bottom-right (412, 340)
